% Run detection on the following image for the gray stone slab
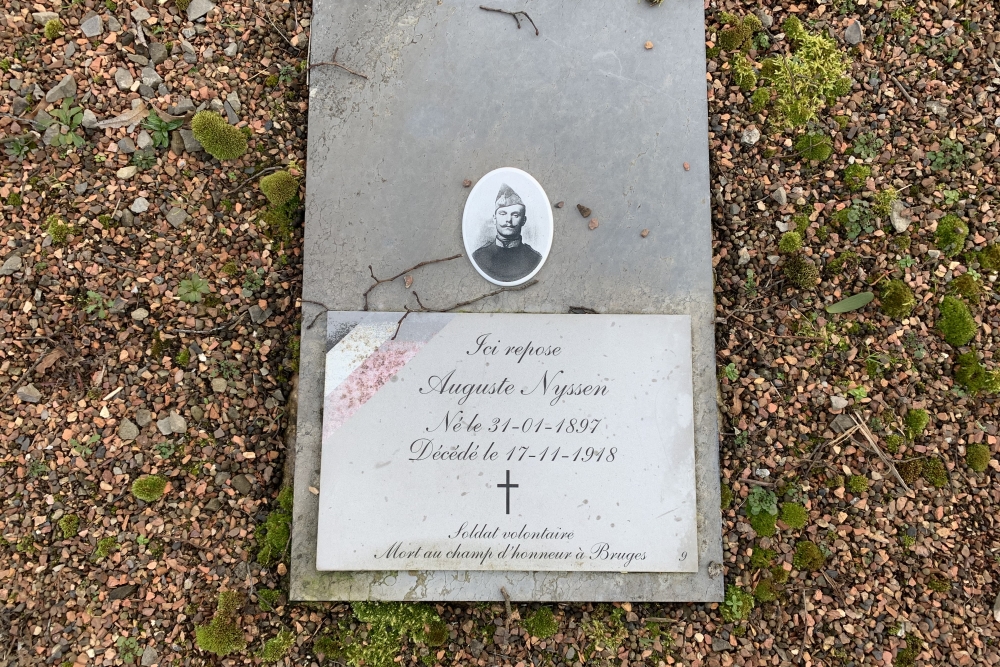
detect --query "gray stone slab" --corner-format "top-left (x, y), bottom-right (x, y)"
top-left (294, 0), bottom-right (721, 602)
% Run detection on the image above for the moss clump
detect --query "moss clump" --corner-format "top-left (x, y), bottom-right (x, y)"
top-left (760, 20), bottom-right (851, 127)
top-left (966, 443), bottom-right (991, 472)
top-left (259, 170), bottom-right (300, 206)
top-left (843, 164), bottom-right (871, 192)
top-left (256, 486), bottom-right (293, 566)
top-left (95, 536), bottom-right (118, 559)
top-left (779, 231), bottom-right (803, 253)
top-left (131, 475), bottom-right (166, 502)
top-left (779, 502), bottom-right (807, 529)
top-left (935, 214), bottom-right (969, 257)
top-left (884, 433), bottom-right (904, 454)
top-left (873, 187), bottom-right (898, 217)
top-left (196, 591), bottom-right (247, 657)
top-left (792, 540), bottom-right (825, 571)
top-left (58, 514), bottom-right (80, 539)
top-left (44, 19), bottom-right (63, 40)
top-left (927, 577), bottom-right (950, 593)
top-left (750, 547), bottom-right (776, 569)
top-left (846, 475), bottom-right (869, 494)
top-left (753, 579), bottom-right (778, 603)
top-left (259, 207), bottom-right (294, 244)
top-left (750, 87), bottom-right (770, 113)
top-left (257, 588), bottom-right (282, 612)
top-left (175, 348), bottom-right (191, 367)
top-left (783, 15), bottom-right (806, 42)
top-left (721, 585), bottom-right (755, 622)
top-left (783, 254), bottom-right (820, 290)
top-left (176, 0), bottom-right (192, 10)
top-left (47, 216), bottom-right (71, 244)
top-left (718, 13), bottom-right (762, 52)
top-left (749, 510), bottom-right (776, 537)
top-left (523, 607), bottom-right (558, 639)
top-left (897, 460), bottom-right (923, 485)
top-left (954, 351), bottom-right (1000, 394)
top-left (937, 296), bottom-right (976, 347)
top-left (720, 483), bottom-right (734, 509)
top-left (191, 111), bottom-right (248, 161)
top-left (6, 192), bottom-right (22, 206)
top-left (978, 244), bottom-right (1000, 271)
top-left (877, 280), bottom-right (914, 320)
top-left (904, 409), bottom-right (929, 440)
top-left (771, 565), bottom-right (790, 585)
top-left (922, 458), bottom-right (948, 488)
top-left (949, 273), bottom-right (981, 304)
top-left (795, 132), bottom-right (833, 162)
top-left (826, 251), bottom-right (859, 275)
top-left (349, 602), bottom-right (446, 667)
top-left (793, 214), bottom-right (810, 233)
top-left (730, 53), bottom-right (757, 91)
top-left (257, 629), bottom-right (295, 662)
top-left (896, 633), bottom-right (922, 667)
top-left (313, 635), bottom-right (342, 663)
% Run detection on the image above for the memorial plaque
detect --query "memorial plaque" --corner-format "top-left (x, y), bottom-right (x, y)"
top-left (317, 312), bottom-right (697, 572)
top-left (295, 0), bottom-right (723, 601)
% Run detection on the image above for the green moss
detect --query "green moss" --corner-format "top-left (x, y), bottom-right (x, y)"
top-left (721, 585), bottom-right (755, 622)
top-left (760, 24), bottom-right (850, 127)
top-left (826, 251), bottom-right (859, 275)
top-left (58, 514), bottom-right (80, 539)
top-left (904, 409), bottom-right (929, 440)
top-left (256, 507), bottom-right (291, 566)
top-left (191, 111), bottom-right (248, 161)
top-left (257, 588), bottom-right (282, 612)
top-left (895, 234), bottom-right (912, 252)
top-left (47, 216), bottom-right (71, 244)
top-left (259, 207), bottom-right (294, 244)
top-left (884, 434), bottom-right (904, 454)
top-left (935, 214), bottom-right (969, 257)
top-left (792, 541), bottom-right (825, 571)
top-left (873, 187), bottom-right (898, 217)
top-left (966, 443), bottom-right (991, 472)
top-left (937, 296), bottom-right (976, 346)
top-left (770, 565), bottom-right (790, 585)
top-left (195, 591), bottom-right (247, 657)
top-left (750, 547), bottom-right (776, 569)
top-left (730, 53), bottom-right (757, 91)
top-left (313, 635), bottom-right (342, 663)
top-left (257, 629), bottom-right (295, 662)
top-left (720, 483), bottom-right (734, 509)
top-left (978, 244), bottom-right (1000, 271)
top-left (954, 351), bottom-right (1000, 394)
top-left (795, 132), bottom-right (833, 162)
top-left (222, 260), bottom-right (239, 276)
top-left (131, 475), bottom-right (166, 502)
top-left (783, 15), bottom-right (806, 42)
top-left (523, 607), bottom-right (558, 639)
top-left (842, 164), bottom-right (871, 192)
top-left (44, 19), bottom-right (63, 40)
top-left (949, 273), bottom-right (981, 304)
top-left (783, 254), bottom-right (820, 290)
top-left (580, 607), bottom-right (628, 659)
top-left (265, 74), bottom-right (279, 87)
top-left (879, 280), bottom-right (915, 320)
top-left (259, 170), bottom-right (300, 206)
top-left (6, 192), bottom-right (22, 206)
top-left (846, 475), bottom-right (868, 494)
top-left (927, 577), bottom-right (950, 593)
top-left (753, 579), bottom-right (777, 603)
top-left (779, 502), bottom-right (807, 529)
top-left (176, 0), bottom-right (192, 10)
top-left (347, 602), bottom-right (445, 667)
top-left (922, 458), bottom-right (948, 488)
top-left (750, 87), bottom-right (770, 113)
top-left (896, 633), bottom-right (921, 667)
top-left (793, 214), bottom-right (810, 233)
top-left (175, 348), bottom-right (191, 367)
top-left (718, 14), bottom-right (761, 52)
top-left (95, 536), bottom-right (118, 560)
top-left (779, 231), bottom-right (803, 253)
top-left (749, 510), bottom-right (776, 537)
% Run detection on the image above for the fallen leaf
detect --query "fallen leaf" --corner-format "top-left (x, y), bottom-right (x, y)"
top-left (826, 292), bottom-right (875, 314)
top-left (96, 104), bottom-right (147, 130)
top-left (35, 348), bottom-right (66, 373)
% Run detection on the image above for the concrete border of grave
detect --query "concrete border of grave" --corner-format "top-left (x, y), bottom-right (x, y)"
top-left (291, 0), bottom-right (723, 602)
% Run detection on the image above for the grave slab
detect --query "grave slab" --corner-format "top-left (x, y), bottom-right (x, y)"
top-left (294, 0), bottom-right (722, 601)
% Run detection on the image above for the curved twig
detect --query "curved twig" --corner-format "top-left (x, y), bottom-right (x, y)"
top-left (411, 279), bottom-right (538, 312)
top-left (363, 254), bottom-right (462, 310)
top-left (479, 6), bottom-right (539, 35)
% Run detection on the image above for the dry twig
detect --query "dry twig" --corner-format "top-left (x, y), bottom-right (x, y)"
top-left (363, 254), bottom-right (462, 310)
top-left (480, 5), bottom-right (539, 35)
top-left (0, 346), bottom-right (49, 405)
top-left (310, 47), bottom-right (369, 79)
top-left (851, 414), bottom-right (913, 494)
top-left (412, 279), bottom-right (538, 312)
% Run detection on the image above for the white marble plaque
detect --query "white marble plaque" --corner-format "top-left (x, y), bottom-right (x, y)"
top-left (317, 313), bottom-right (698, 573)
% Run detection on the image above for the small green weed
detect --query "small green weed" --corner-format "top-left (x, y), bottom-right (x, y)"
top-left (178, 274), bottom-right (210, 303)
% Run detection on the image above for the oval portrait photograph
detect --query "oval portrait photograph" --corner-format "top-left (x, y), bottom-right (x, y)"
top-left (462, 167), bottom-right (554, 287)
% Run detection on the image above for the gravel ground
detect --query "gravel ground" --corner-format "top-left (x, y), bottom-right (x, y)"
top-left (1, 0), bottom-right (999, 666)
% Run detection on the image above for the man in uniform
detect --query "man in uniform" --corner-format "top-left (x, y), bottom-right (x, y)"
top-left (472, 184), bottom-right (543, 283)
